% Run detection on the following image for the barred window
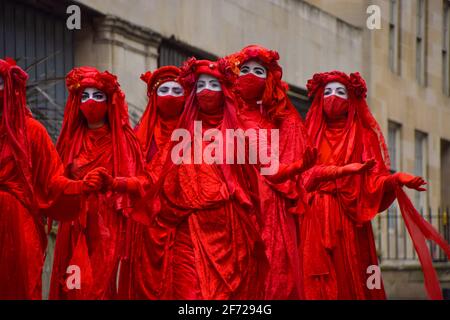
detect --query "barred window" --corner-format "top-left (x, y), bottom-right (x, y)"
top-left (443, 0), bottom-right (450, 95)
top-left (414, 130), bottom-right (429, 214)
top-left (0, 0), bottom-right (74, 141)
top-left (158, 37), bottom-right (216, 67)
top-left (389, 0), bottom-right (402, 75)
top-left (287, 85), bottom-right (310, 120)
top-left (416, 0), bottom-right (427, 86)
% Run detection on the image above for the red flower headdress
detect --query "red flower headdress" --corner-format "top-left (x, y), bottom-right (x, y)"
top-left (306, 70), bottom-right (367, 99)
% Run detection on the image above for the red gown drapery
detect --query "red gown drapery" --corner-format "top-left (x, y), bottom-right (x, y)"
top-left (134, 59), bottom-right (266, 299)
top-left (125, 66), bottom-right (186, 299)
top-left (225, 45), bottom-right (310, 299)
top-left (49, 67), bottom-right (145, 300)
top-left (0, 58), bottom-right (83, 300)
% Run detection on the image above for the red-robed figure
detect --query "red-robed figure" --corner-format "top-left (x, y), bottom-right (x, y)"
top-left (301, 71), bottom-right (450, 300)
top-left (50, 67), bottom-right (146, 300)
top-left (124, 66), bottom-right (186, 299)
top-left (135, 58), bottom-right (266, 299)
top-left (225, 45), bottom-right (313, 299)
top-left (0, 58), bottom-right (100, 299)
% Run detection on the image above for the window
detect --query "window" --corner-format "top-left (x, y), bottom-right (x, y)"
top-left (389, 0), bottom-right (402, 74)
top-left (0, 0), bottom-right (74, 141)
top-left (441, 139), bottom-right (450, 208)
top-left (416, 0), bottom-right (427, 86)
top-left (387, 121), bottom-right (402, 231)
top-left (287, 85), bottom-right (310, 120)
top-left (388, 121), bottom-right (402, 174)
top-left (158, 37), bottom-right (216, 67)
top-left (414, 130), bottom-right (428, 214)
top-left (443, 0), bottom-right (450, 95)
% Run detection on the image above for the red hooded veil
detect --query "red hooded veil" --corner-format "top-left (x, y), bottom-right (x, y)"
top-left (135, 66), bottom-right (185, 163)
top-left (0, 58), bottom-right (83, 299)
top-left (50, 66), bottom-right (145, 300)
top-left (302, 71), bottom-right (450, 300)
top-left (131, 58), bottom-right (265, 300)
top-left (224, 45), bottom-right (309, 299)
top-left (124, 66), bottom-right (186, 299)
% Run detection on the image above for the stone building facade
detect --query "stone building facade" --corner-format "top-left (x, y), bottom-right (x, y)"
top-left (1, 0), bottom-right (449, 298)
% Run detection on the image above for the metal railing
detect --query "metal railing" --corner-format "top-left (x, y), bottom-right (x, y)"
top-left (374, 204), bottom-right (450, 262)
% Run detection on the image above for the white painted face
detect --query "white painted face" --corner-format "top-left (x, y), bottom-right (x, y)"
top-left (324, 81), bottom-right (348, 99)
top-left (81, 87), bottom-right (107, 103)
top-left (239, 60), bottom-right (267, 79)
top-left (196, 74), bottom-right (222, 93)
top-left (157, 81), bottom-right (184, 97)
top-left (0, 76), bottom-right (4, 90)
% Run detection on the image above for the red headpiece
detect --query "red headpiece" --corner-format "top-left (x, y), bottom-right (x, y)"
top-left (179, 58), bottom-right (236, 90)
top-left (140, 66), bottom-right (182, 96)
top-left (306, 70), bottom-right (367, 100)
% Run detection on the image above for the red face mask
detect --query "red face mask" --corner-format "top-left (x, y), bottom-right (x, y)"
top-left (156, 95), bottom-right (185, 119)
top-left (323, 95), bottom-right (349, 120)
top-left (80, 99), bottom-right (108, 124)
top-left (235, 73), bottom-right (266, 102)
top-left (196, 90), bottom-right (224, 115)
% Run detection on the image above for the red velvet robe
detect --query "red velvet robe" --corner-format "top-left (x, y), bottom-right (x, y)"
top-left (49, 67), bottom-right (146, 300)
top-left (301, 120), bottom-right (396, 300)
top-left (131, 59), bottom-right (267, 299)
top-left (126, 117), bottom-right (179, 299)
top-left (0, 117), bottom-right (82, 299)
top-left (151, 111), bottom-right (265, 300)
top-left (50, 125), bottom-right (121, 299)
top-left (237, 104), bottom-right (306, 299)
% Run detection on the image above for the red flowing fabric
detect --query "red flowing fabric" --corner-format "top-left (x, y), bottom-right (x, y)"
top-left (133, 59), bottom-right (266, 299)
top-left (0, 58), bottom-right (83, 299)
top-left (395, 188), bottom-right (450, 299)
top-left (224, 45), bottom-right (310, 299)
top-left (301, 70), bottom-right (450, 300)
top-left (126, 66), bottom-right (186, 299)
top-left (50, 67), bottom-right (145, 300)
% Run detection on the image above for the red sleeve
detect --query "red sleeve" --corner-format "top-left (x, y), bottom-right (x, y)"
top-left (28, 118), bottom-right (83, 221)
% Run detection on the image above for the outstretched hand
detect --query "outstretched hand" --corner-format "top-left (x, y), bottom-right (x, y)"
top-left (341, 158), bottom-right (376, 176)
top-left (395, 172), bottom-right (427, 191)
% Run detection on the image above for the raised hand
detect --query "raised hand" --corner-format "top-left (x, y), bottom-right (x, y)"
top-left (340, 158), bottom-right (376, 176)
top-left (395, 172), bottom-right (427, 191)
